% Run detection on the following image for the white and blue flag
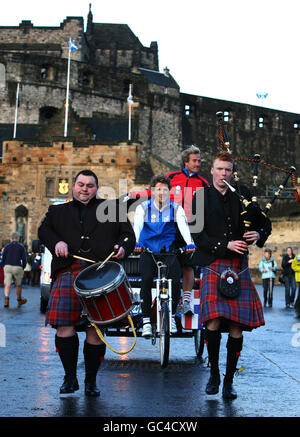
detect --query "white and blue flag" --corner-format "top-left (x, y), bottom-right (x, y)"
top-left (69, 39), bottom-right (78, 51)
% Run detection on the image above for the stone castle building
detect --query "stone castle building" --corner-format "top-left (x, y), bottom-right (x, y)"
top-left (0, 5), bottom-right (299, 249)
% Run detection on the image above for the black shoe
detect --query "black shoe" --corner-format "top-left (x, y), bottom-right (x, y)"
top-left (222, 381), bottom-right (237, 400)
top-left (205, 373), bottom-right (220, 395)
top-left (85, 381), bottom-right (100, 397)
top-left (60, 376), bottom-right (79, 394)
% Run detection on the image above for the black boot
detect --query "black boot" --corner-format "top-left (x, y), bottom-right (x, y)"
top-left (205, 328), bottom-right (221, 395)
top-left (55, 334), bottom-right (79, 394)
top-left (83, 341), bottom-right (106, 397)
top-left (222, 335), bottom-right (243, 400)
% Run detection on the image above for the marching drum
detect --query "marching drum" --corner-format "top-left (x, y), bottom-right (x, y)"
top-left (74, 261), bottom-right (134, 326)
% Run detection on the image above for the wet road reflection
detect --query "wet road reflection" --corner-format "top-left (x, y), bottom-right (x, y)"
top-left (0, 285), bottom-right (299, 418)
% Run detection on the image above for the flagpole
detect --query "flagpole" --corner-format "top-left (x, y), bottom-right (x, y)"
top-left (13, 82), bottom-right (20, 139)
top-left (64, 39), bottom-right (71, 137)
top-left (128, 83), bottom-right (132, 141)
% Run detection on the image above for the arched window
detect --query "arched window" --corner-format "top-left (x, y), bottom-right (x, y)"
top-left (258, 116), bottom-right (264, 128)
top-left (223, 111), bottom-right (230, 122)
top-left (46, 178), bottom-right (54, 197)
top-left (122, 79), bottom-right (130, 94)
top-left (40, 65), bottom-right (56, 81)
top-left (39, 106), bottom-right (59, 124)
top-left (82, 71), bottom-right (94, 88)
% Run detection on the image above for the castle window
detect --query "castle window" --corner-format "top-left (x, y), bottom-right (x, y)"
top-left (293, 122), bottom-right (300, 133)
top-left (40, 67), bottom-right (47, 79)
top-left (39, 106), bottom-right (59, 124)
top-left (123, 80), bottom-right (130, 94)
top-left (185, 105), bottom-right (191, 116)
top-left (0, 63), bottom-right (5, 89)
top-left (46, 178), bottom-right (54, 197)
top-left (223, 111), bottom-right (230, 122)
top-left (82, 71), bottom-right (94, 88)
top-left (40, 65), bottom-right (56, 81)
top-left (258, 116), bottom-right (264, 128)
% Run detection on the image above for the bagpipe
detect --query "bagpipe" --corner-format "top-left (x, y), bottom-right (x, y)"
top-left (216, 111), bottom-right (299, 233)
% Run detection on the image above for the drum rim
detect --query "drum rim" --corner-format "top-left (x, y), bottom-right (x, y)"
top-left (74, 261), bottom-right (126, 297)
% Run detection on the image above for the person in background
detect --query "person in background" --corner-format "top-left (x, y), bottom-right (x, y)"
top-left (30, 252), bottom-right (42, 286)
top-left (292, 254), bottom-right (300, 317)
top-left (2, 232), bottom-right (27, 308)
top-left (258, 248), bottom-right (278, 307)
top-left (0, 247), bottom-right (4, 286)
top-left (281, 247), bottom-right (296, 308)
top-left (23, 252), bottom-right (32, 286)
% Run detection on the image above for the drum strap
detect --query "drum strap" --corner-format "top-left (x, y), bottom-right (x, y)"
top-left (91, 315), bottom-right (137, 355)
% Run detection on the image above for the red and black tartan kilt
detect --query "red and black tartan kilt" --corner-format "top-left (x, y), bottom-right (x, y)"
top-left (200, 256), bottom-right (264, 331)
top-left (45, 261), bottom-right (87, 327)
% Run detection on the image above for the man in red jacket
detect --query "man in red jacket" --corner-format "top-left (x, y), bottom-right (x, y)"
top-left (129, 145), bottom-right (209, 315)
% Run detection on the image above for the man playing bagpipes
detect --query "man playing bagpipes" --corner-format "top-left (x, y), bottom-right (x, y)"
top-left (191, 151), bottom-right (271, 400)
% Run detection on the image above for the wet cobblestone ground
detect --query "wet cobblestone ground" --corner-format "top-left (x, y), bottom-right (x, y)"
top-left (0, 284), bottom-right (299, 423)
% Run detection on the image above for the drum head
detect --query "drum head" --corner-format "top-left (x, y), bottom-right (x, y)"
top-left (74, 261), bottom-right (125, 296)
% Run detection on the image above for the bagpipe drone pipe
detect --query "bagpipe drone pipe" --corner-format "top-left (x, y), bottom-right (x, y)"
top-left (216, 111), bottom-right (299, 235)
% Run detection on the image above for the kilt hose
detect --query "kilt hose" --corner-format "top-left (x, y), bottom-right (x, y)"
top-left (200, 255), bottom-right (264, 331)
top-left (45, 261), bottom-right (88, 327)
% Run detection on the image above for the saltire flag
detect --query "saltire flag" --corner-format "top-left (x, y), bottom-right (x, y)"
top-left (70, 39), bottom-right (78, 51)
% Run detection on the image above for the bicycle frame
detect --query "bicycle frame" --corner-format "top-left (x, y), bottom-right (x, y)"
top-left (153, 258), bottom-right (173, 336)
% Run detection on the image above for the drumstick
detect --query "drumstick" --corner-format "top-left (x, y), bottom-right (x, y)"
top-left (72, 254), bottom-right (96, 263)
top-left (96, 237), bottom-right (129, 271)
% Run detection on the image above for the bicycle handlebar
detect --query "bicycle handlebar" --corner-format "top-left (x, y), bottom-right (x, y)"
top-left (136, 247), bottom-right (186, 256)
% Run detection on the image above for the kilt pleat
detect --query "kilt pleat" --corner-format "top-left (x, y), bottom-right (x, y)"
top-left (45, 261), bottom-right (86, 327)
top-left (200, 256), bottom-right (264, 331)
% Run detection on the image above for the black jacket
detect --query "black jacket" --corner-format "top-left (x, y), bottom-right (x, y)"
top-left (38, 197), bottom-right (136, 278)
top-left (282, 253), bottom-right (295, 276)
top-left (191, 185), bottom-right (272, 267)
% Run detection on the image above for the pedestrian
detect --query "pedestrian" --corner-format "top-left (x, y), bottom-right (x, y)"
top-left (258, 248), bottom-right (278, 307)
top-left (292, 254), bottom-right (300, 317)
top-left (2, 232), bottom-right (27, 308)
top-left (38, 169), bottom-right (136, 396)
top-left (30, 252), bottom-right (42, 285)
top-left (281, 247), bottom-right (296, 308)
top-left (191, 151), bottom-right (271, 399)
top-left (128, 145), bottom-right (209, 315)
top-left (23, 252), bottom-right (32, 286)
top-left (0, 247), bottom-right (4, 286)
top-left (133, 174), bottom-right (195, 338)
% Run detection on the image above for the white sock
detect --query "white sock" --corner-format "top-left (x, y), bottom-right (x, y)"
top-left (143, 317), bottom-right (150, 325)
top-left (183, 290), bottom-right (192, 301)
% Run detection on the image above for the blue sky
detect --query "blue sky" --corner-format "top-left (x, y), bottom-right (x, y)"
top-left (1, 0), bottom-right (299, 114)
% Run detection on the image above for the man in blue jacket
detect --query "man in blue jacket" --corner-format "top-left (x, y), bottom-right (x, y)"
top-left (3, 232), bottom-right (27, 308)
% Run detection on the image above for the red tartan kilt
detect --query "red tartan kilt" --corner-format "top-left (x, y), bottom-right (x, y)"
top-left (45, 262), bottom-right (86, 327)
top-left (200, 256), bottom-right (264, 331)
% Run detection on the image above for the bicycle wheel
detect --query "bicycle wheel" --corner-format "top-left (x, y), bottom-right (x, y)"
top-left (194, 328), bottom-right (205, 358)
top-left (159, 300), bottom-right (170, 368)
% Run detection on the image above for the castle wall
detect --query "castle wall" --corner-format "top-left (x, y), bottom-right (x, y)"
top-left (0, 140), bottom-right (140, 248)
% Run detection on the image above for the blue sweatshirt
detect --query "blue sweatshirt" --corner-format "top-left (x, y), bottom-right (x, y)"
top-left (2, 241), bottom-right (27, 268)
